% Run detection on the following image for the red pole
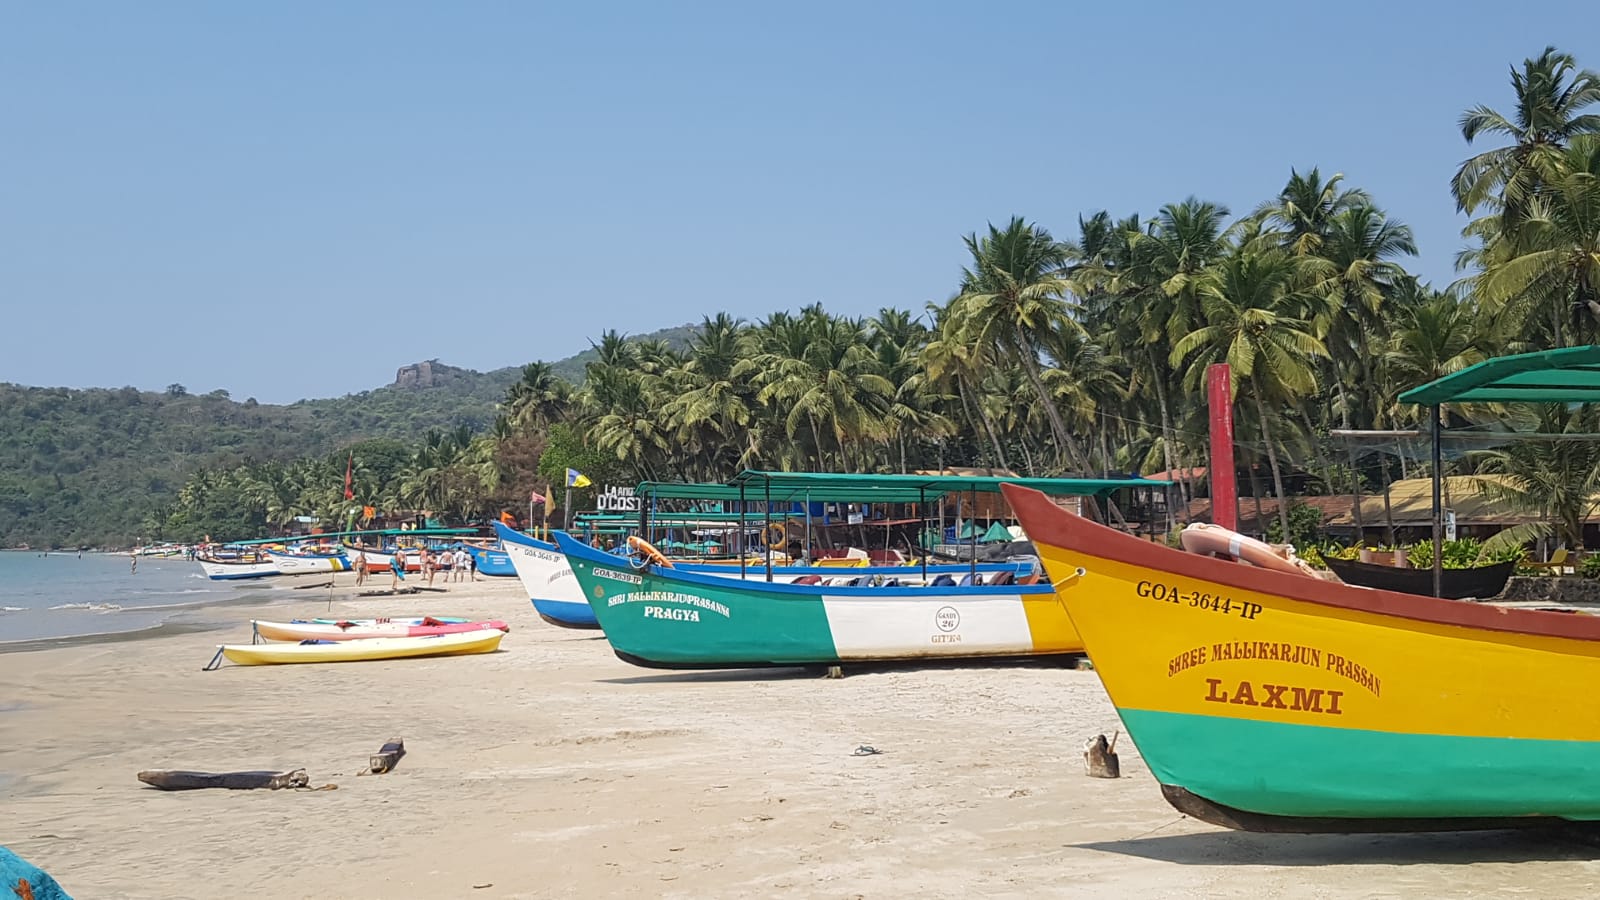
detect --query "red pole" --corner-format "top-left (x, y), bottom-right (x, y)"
top-left (1206, 364), bottom-right (1237, 531)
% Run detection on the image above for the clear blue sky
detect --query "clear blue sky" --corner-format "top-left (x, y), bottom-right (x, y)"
top-left (2, 2), bottom-right (1594, 403)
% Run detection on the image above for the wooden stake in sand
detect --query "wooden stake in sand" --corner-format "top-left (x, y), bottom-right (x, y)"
top-left (1084, 732), bottom-right (1120, 779)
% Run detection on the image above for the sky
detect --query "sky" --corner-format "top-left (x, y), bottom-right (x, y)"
top-left (2, 2), bottom-right (1596, 403)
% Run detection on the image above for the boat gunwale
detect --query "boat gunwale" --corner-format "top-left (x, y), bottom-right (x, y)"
top-left (556, 533), bottom-right (1053, 598)
top-left (1001, 483), bottom-right (1600, 642)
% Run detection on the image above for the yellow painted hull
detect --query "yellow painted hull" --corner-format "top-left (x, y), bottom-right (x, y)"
top-left (1003, 483), bottom-right (1600, 825)
top-left (220, 629), bottom-right (505, 665)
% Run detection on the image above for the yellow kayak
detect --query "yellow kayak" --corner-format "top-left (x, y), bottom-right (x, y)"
top-left (219, 628), bottom-right (505, 666)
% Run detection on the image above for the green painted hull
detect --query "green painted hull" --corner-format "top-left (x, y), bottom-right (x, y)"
top-left (567, 550), bottom-right (838, 667)
top-left (1122, 708), bottom-right (1600, 821)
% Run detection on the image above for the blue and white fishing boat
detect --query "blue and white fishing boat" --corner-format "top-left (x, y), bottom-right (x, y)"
top-left (495, 522), bottom-right (597, 628)
top-left (466, 544), bottom-right (517, 577)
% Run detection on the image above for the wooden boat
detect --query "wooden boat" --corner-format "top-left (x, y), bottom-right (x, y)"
top-left (342, 544), bottom-right (421, 573)
top-left (554, 531), bottom-right (1082, 669)
top-left (495, 522), bottom-right (598, 628)
top-left (252, 618), bottom-right (509, 642)
top-left (196, 550), bottom-right (280, 581)
top-left (494, 522), bottom-right (1040, 630)
top-left (264, 549), bottom-right (352, 575)
top-left (1323, 557), bottom-right (1514, 600)
top-left (1002, 481), bottom-right (1600, 832)
top-left (219, 628), bottom-right (505, 665)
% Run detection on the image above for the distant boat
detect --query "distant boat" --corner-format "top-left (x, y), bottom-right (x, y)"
top-left (196, 548), bottom-right (280, 581)
top-left (465, 544), bottom-right (516, 577)
top-left (265, 549), bottom-right (352, 576)
top-left (1323, 557), bottom-right (1514, 600)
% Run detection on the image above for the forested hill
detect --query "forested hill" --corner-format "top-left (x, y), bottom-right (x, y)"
top-left (0, 323), bottom-right (699, 547)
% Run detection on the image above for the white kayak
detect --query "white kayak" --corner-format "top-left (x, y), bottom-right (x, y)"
top-left (219, 629), bottom-right (505, 665)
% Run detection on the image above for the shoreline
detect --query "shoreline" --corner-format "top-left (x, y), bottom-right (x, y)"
top-left (7, 573), bottom-right (1600, 897)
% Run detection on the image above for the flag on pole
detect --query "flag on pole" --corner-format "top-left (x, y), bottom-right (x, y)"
top-left (565, 468), bottom-right (592, 488)
top-left (342, 452), bottom-right (355, 501)
top-left (529, 490), bottom-right (547, 504)
top-left (499, 510), bottom-right (517, 526)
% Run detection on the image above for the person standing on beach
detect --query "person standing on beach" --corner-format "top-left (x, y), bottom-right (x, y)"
top-left (353, 550), bottom-right (368, 587)
top-left (456, 547), bottom-right (469, 582)
top-left (421, 548), bottom-right (436, 587)
top-left (389, 551), bottom-right (405, 589)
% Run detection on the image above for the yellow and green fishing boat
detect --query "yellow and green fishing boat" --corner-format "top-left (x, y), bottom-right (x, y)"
top-left (1005, 480), bottom-right (1600, 832)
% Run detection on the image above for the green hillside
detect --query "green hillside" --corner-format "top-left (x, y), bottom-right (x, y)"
top-left (0, 323), bottom-right (698, 547)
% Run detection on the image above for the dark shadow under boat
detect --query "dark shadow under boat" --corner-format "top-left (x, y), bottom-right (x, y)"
top-left (1323, 557), bottom-right (1514, 600)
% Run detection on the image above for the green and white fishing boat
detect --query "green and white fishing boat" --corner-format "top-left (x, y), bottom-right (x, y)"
top-left (557, 471), bottom-right (1168, 669)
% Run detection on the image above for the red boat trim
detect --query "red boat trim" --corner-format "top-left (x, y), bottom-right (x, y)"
top-left (1001, 483), bottom-right (1600, 642)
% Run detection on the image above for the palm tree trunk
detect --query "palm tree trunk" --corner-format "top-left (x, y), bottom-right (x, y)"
top-left (1147, 349), bottom-right (1190, 504)
top-left (1016, 337), bottom-right (1090, 473)
top-left (1252, 390), bottom-right (1292, 542)
top-left (1378, 454), bottom-right (1398, 546)
top-left (960, 378), bottom-right (1010, 470)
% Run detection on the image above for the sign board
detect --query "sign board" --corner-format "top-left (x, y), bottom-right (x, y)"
top-left (847, 512), bottom-right (864, 525)
top-left (1445, 509), bottom-right (1457, 541)
top-left (597, 485), bottom-right (641, 513)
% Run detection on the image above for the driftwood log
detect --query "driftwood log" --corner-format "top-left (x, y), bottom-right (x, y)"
top-left (137, 768), bottom-right (309, 790)
top-left (1084, 733), bottom-right (1121, 779)
top-left (293, 581), bottom-right (334, 590)
top-left (367, 738), bottom-right (406, 775)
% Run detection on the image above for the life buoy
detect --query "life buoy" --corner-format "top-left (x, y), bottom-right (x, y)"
top-left (1179, 523), bottom-right (1317, 578)
top-left (627, 536), bottom-right (674, 568)
top-left (764, 522), bottom-right (787, 549)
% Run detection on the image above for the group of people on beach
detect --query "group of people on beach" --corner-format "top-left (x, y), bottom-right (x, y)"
top-left (351, 546), bottom-right (477, 589)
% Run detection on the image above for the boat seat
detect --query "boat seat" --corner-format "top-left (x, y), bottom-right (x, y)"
top-left (792, 575), bottom-right (823, 585)
top-left (930, 574), bottom-right (956, 587)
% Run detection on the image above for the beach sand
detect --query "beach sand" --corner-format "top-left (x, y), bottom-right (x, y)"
top-left (4, 575), bottom-right (1600, 899)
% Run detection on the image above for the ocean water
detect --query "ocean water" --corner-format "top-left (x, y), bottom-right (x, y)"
top-left (0, 551), bottom-right (285, 644)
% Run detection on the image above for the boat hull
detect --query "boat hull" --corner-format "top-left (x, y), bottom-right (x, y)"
top-left (494, 524), bottom-right (598, 628)
top-left (1323, 557), bottom-right (1514, 600)
top-left (265, 551), bottom-right (351, 575)
top-left (220, 629), bottom-right (505, 665)
top-left (555, 532), bottom-right (1082, 668)
top-left (1001, 482), bottom-right (1600, 828)
top-left (467, 546), bottom-right (517, 577)
top-left (198, 559), bottom-right (280, 580)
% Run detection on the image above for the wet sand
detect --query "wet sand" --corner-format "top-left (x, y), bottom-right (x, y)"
top-left (3, 574), bottom-right (1599, 898)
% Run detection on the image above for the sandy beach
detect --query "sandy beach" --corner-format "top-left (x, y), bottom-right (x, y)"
top-left (4, 575), bottom-right (1600, 899)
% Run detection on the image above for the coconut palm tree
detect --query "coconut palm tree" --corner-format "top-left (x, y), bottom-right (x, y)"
top-left (1452, 46), bottom-right (1600, 219)
top-left (1171, 245), bottom-right (1328, 538)
top-left (1472, 135), bottom-right (1600, 345)
top-left (945, 217), bottom-right (1088, 472)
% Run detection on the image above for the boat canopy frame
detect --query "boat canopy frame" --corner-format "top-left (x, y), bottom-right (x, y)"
top-left (1400, 345), bottom-right (1600, 597)
top-left (636, 471), bottom-right (1172, 582)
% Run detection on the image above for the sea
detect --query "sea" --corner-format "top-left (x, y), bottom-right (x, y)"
top-left (0, 551), bottom-right (295, 645)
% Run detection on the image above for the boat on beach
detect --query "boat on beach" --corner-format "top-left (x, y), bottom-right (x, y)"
top-left (196, 549), bottom-right (280, 581)
top-left (252, 618), bottom-right (509, 641)
top-left (218, 628), bottom-right (505, 665)
top-left (465, 544), bottom-right (516, 576)
top-left (495, 523), bottom-right (597, 627)
top-left (1322, 556), bottom-right (1515, 600)
top-left (1003, 480), bottom-right (1600, 832)
top-left (554, 530), bottom-right (1082, 669)
top-left (264, 548), bottom-right (352, 575)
